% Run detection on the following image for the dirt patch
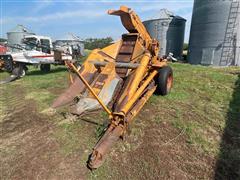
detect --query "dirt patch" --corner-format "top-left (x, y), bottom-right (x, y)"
top-left (111, 120), bottom-right (215, 180)
top-left (0, 86), bottom-right (87, 180)
top-left (102, 101), bottom-right (217, 180)
top-left (47, 87), bottom-right (66, 95)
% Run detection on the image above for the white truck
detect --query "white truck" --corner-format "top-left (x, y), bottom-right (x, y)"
top-left (0, 34), bottom-right (78, 78)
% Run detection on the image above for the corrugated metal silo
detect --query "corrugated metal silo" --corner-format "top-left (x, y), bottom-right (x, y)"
top-left (7, 25), bottom-right (34, 51)
top-left (143, 9), bottom-right (186, 59)
top-left (188, 0), bottom-right (240, 66)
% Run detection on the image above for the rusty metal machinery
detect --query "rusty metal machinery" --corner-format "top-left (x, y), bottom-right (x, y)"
top-left (52, 6), bottom-right (173, 169)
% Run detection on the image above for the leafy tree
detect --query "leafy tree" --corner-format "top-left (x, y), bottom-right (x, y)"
top-left (84, 37), bottom-right (114, 50)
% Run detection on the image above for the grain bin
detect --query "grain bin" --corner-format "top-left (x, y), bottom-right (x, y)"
top-left (7, 25), bottom-right (34, 52)
top-left (188, 0), bottom-right (240, 66)
top-left (143, 9), bottom-right (186, 59)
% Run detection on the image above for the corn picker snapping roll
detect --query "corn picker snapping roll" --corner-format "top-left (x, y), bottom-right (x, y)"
top-left (52, 6), bottom-right (173, 169)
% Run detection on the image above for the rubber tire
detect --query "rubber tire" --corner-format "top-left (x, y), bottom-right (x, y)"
top-left (40, 64), bottom-right (51, 73)
top-left (12, 64), bottom-right (25, 77)
top-left (0, 55), bottom-right (13, 72)
top-left (155, 66), bottom-right (173, 96)
top-left (20, 68), bottom-right (26, 77)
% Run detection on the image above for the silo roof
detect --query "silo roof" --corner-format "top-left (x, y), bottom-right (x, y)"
top-left (57, 33), bottom-right (83, 42)
top-left (8, 24), bottom-right (32, 33)
top-left (148, 9), bottom-right (186, 21)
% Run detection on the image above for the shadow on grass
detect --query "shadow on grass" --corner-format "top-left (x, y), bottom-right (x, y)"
top-left (27, 67), bottom-right (67, 76)
top-left (215, 74), bottom-right (240, 180)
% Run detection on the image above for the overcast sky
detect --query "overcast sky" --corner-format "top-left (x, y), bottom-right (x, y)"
top-left (1, 0), bottom-right (194, 42)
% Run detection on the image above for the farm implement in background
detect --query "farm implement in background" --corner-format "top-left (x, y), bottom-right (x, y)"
top-left (0, 35), bottom-right (83, 84)
top-left (52, 6), bottom-right (173, 169)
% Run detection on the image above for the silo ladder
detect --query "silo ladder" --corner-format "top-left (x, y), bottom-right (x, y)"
top-left (219, 1), bottom-right (239, 66)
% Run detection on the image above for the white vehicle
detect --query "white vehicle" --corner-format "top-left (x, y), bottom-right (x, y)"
top-left (0, 35), bottom-right (74, 77)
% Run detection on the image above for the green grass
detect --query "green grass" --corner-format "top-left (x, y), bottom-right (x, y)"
top-left (1, 65), bottom-right (69, 111)
top-left (148, 63), bottom-right (239, 155)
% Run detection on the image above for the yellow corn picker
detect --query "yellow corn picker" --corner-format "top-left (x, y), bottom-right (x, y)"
top-left (52, 6), bottom-right (173, 169)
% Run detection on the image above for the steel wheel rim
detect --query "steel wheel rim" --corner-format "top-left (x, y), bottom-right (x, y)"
top-left (167, 74), bottom-right (173, 91)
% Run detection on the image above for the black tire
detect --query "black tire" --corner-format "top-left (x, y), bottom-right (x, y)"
top-left (12, 64), bottom-right (26, 77)
top-left (0, 55), bottom-right (13, 72)
top-left (40, 64), bottom-right (51, 73)
top-left (155, 66), bottom-right (173, 96)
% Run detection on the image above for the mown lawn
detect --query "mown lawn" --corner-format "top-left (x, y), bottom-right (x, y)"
top-left (0, 62), bottom-right (239, 179)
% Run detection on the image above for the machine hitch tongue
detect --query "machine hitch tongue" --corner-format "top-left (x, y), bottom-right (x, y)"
top-left (52, 5), bottom-right (172, 169)
top-left (88, 114), bottom-right (126, 169)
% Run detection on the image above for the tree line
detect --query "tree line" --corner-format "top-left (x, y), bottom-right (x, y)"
top-left (83, 37), bottom-right (114, 50)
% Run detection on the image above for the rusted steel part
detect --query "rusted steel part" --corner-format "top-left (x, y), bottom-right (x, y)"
top-left (115, 35), bottom-right (136, 77)
top-left (70, 63), bottom-right (123, 116)
top-left (87, 82), bottom-right (156, 169)
top-left (69, 63), bottom-right (113, 116)
top-left (87, 124), bottom-right (123, 169)
top-left (51, 67), bottom-right (95, 108)
top-left (87, 72), bottom-right (157, 169)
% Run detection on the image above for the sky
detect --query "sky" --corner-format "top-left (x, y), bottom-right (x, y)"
top-left (0, 0), bottom-right (194, 42)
